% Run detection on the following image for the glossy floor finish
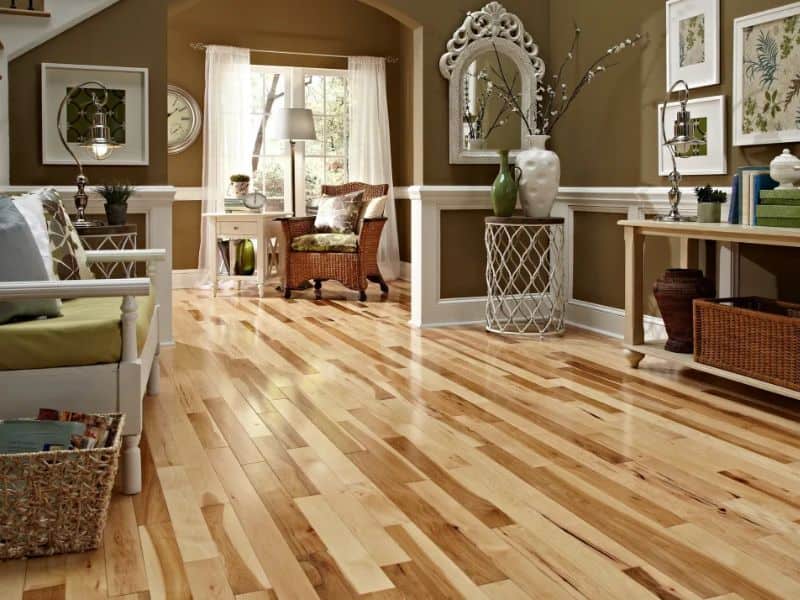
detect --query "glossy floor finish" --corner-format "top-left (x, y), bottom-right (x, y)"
top-left (5, 281), bottom-right (800, 599)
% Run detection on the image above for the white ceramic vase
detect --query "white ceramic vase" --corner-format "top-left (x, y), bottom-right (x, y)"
top-left (517, 135), bottom-right (560, 218)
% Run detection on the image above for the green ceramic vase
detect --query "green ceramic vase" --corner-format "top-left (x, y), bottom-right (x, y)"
top-left (491, 150), bottom-right (521, 217)
top-left (236, 239), bottom-right (256, 276)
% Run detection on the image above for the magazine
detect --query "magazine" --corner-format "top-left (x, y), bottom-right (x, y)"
top-left (0, 420), bottom-right (87, 454)
top-left (37, 409), bottom-right (114, 449)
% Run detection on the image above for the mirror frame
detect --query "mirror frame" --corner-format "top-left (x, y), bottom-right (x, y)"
top-left (440, 2), bottom-right (545, 165)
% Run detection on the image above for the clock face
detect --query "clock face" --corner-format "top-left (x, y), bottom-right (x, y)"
top-left (167, 85), bottom-right (202, 154)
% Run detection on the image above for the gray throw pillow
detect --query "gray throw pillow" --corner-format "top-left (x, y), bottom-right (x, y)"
top-left (0, 196), bottom-right (61, 324)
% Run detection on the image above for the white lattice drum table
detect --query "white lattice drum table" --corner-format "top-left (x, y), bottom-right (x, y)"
top-left (484, 217), bottom-right (566, 336)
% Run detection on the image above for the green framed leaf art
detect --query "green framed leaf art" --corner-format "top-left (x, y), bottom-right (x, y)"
top-left (666, 0), bottom-right (720, 90)
top-left (734, 2), bottom-right (800, 146)
top-left (658, 95), bottom-right (726, 176)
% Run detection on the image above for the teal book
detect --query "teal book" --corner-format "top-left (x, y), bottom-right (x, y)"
top-left (752, 173), bottom-right (778, 225)
top-left (756, 205), bottom-right (800, 218)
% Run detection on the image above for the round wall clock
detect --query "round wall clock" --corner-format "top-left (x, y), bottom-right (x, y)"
top-left (167, 85), bottom-right (202, 154)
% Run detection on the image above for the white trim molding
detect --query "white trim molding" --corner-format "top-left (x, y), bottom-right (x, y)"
top-left (0, 185), bottom-right (177, 345)
top-left (410, 185), bottom-right (733, 338)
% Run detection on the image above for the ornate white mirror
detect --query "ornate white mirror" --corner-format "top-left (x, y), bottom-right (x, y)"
top-left (440, 2), bottom-right (545, 164)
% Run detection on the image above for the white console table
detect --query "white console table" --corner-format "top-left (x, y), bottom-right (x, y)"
top-left (619, 219), bottom-right (800, 400)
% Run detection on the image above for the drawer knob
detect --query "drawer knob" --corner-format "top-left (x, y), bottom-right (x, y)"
top-left (233, 226), bottom-right (239, 230)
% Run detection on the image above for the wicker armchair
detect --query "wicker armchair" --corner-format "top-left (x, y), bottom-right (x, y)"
top-left (278, 182), bottom-right (389, 301)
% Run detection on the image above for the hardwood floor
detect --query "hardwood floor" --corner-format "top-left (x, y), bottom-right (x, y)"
top-left (6, 280), bottom-right (800, 599)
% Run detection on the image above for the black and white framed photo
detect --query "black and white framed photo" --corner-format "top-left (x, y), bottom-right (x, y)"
top-left (666, 0), bottom-right (720, 90)
top-left (658, 95), bottom-right (726, 176)
top-left (41, 63), bottom-right (149, 166)
top-left (733, 2), bottom-right (800, 146)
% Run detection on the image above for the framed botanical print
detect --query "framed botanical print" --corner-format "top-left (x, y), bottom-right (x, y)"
top-left (41, 63), bottom-right (149, 166)
top-left (658, 95), bottom-right (727, 176)
top-left (666, 0), bottom-right (720, 90)
top-left (733, 2), bottom-right (800, 146)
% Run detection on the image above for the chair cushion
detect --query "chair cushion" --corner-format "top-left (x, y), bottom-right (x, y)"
top-left (39, 188), bottom-right (95, 281)
top-left (0, 290), bottom-right (155, 370)
top-left (0, 197), bottom-right (62, 325)
top-left (291, 233), bottom-right (358, 253)
top-left (313, 191), bottom-right (365, 234)
top-left (358, 194), bottom-right (388, 233)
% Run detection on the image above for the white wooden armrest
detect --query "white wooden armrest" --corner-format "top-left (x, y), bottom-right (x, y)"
top-left (0, 278), bottom-right (151, 301)
top-left (85, 249), bottom-right (167, 264)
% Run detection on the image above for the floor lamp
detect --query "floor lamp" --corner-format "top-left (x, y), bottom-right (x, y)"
top-left (270, 108), bottom-right (318, 216)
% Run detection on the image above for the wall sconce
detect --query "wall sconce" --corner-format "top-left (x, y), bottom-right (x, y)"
top-left (660, 79), bottom-right (704, 222)
top-left (57, 81), bottom-right (123, 226)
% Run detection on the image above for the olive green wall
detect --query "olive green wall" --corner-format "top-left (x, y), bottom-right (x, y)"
top-left (556, 0), bottom-right (800, 308)
top-left (9, 0), bottom-right (168, 186)
top-left (167, 0), bottom-right (414, 269)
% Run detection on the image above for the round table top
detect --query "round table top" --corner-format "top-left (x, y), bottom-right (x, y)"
top-left (485, 216), bottom-right (565, 225)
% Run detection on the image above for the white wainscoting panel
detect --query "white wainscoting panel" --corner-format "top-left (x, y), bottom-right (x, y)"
top-left (410, 185), bottom-right (733, 338)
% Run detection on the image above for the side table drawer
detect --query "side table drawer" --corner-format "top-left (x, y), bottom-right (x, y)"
top-left (218, 221), bottom-right (257, 237)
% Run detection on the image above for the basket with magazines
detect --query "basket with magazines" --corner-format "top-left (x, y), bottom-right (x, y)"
top-left (0, 411), bottom-right (123, 559)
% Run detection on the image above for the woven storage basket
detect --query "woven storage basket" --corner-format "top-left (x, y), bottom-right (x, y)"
top-left (694, 298), bottom-right (800, 391)
top-left (0, 413), bottom-right (123, 559)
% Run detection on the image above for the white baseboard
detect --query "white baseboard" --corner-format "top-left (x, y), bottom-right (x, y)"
top-left (566, 299), bottom-right (666, 340)
top-left (173, 269), bottom-right (202, 289)
top-left (399, 261), bottom-right (412, 281)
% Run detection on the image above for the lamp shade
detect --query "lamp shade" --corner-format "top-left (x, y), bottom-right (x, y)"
top-left (269, 108), bottom-right (317, 141)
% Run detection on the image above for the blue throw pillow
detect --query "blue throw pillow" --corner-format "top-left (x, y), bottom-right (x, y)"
top-left (0, 196), bottom-right (61, 324)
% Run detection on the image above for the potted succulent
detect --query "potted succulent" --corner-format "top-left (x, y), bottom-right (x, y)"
top-left (96, 183), bottom-right (136, 226)
top-left (695, 185), bottom-right (727, 223)
top-left (230, 174), bottom-right (250, 197)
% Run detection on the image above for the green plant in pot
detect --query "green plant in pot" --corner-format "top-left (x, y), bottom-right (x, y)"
top-left (96, 183), bottom-right (135, 226)
top-left (695, 185), bottom-right (726, 223)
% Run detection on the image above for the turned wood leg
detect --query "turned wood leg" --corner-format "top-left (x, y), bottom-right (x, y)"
top-left (122, 434), bottom-right (142, 495)
top-left (314, 279), bottom-right (322, 299)
top-left (359, 290), bottom-right (367, 302)
top-left (284, 288), bottom-right (292, 299)
top-left (624, 349), bottom-right (645, 369)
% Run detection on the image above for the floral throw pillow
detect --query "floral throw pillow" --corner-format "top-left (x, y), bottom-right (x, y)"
top-left (313, 191), bottom-right (365, 234)
top-left (40, 189), bottom-right (95, 281)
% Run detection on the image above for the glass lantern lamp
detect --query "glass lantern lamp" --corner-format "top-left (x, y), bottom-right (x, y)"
top-left (57, 81), bottom-right (123, 226)
top-left (659, 79), bottom-right (705, 222)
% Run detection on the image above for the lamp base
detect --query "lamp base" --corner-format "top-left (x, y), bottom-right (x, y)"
top-left (656, 214), bottom-right (696, 223)
top-left (72, 217), bottom-right (103, 228)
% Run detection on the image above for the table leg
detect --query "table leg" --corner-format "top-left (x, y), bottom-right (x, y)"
top-left (624, 226), bottom-right (645, 368)
top-left (257, 227), bottom-right (265, 298)
top-left (211, 222), bottom-right (218, 298)
top-left (679, 237), bottom-right (699, 269)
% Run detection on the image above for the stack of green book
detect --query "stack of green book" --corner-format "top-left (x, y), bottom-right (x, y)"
top-left (757, 189), bottom-right (800, 227)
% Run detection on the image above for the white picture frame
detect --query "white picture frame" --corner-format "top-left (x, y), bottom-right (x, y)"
top-left (658, 95), bottom-right (727, 176)
top-left (733, 2), bottom-right (800, 146)
top-left (41, 63), bottom-right (149, 166)
top-left (666, 0), bottom-right (720, 90)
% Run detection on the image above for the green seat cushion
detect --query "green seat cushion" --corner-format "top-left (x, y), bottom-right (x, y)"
top-left (291, 233), bottom-right (358, 253)
top-left (0, 291), bottom-right (155, 370)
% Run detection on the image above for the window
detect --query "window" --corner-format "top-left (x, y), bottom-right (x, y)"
top-left (303, 71), bottom-right (349, 213)
top-left (249, 66), bottom-right (349, 215)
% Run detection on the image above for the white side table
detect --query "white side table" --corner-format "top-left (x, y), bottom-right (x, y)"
top-left (484, 216), bottom-right (566, 336)
top-left (204, 211), bottom-right (288, 297)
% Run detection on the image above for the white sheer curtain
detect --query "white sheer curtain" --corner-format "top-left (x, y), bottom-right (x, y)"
top-left (199, 45), bottom-right (252, 283)
top-left (348, 56), bottom-right (400, 281)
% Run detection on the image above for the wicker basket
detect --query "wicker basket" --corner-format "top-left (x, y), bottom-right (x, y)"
top-left (694, 298), bottom-right (800, 391)
top-left (0, 413), bottom-right (124, 559)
